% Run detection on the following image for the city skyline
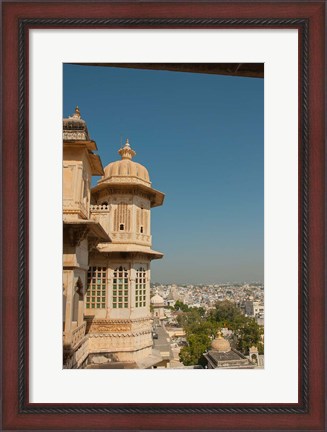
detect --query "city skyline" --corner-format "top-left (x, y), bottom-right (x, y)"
top-left (63, 64), bottom-right (264, 284)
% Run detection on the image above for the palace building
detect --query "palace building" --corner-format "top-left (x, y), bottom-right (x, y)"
top-left (63, 107), bottom-right (164, 368)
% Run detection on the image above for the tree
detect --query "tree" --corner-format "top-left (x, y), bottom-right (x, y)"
top-left (208, 300), bottom-right (264, 355)
top-left (176, 299), bottom-right (264, 363)
top-left (235, 318), bottom-right (263, 354)
top-left (179, 332), bottom-right (211, 366)
top-left (177, 308), bottom-right (202, 333)
top-left (209, 300), bottom-right (245, 330)
top-left (174, 300), bottom-right (189, 312)
top-left (177, 307), bottom-right (217, 366)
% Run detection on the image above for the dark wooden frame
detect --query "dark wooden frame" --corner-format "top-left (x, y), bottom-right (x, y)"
top-left (2, 1), bottom-right (325, 431)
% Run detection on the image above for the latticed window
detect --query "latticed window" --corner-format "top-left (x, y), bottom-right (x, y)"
top-left (86, 267), bottom-right (107, 309)
top-left (112, 266), bottom-right (129, 308)
top-left (135, 267), bottom-right (146, 307)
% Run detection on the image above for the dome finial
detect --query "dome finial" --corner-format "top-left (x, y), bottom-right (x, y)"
top-left (118, 138), bottom-right (136, 160)
top-left (74, 106), bottom-right (81, 118)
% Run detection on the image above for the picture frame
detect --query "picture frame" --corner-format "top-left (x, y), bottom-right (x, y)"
top-left (2, 1), bottom-right (325, 430)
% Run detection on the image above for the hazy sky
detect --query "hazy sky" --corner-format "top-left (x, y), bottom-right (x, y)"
top-left (63, 64), bottom-right (264, 284)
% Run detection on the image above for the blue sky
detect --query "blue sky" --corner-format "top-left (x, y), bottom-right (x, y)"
top-left (63, 64), bottom-right (264, 284)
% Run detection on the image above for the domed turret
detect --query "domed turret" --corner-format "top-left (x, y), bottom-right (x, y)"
top-left (63, 106), bottom-right (90, 141)
top-left (151, 291), bottom-right (165, 321)
top-left (93, 139), bottom-right (164, 208)
top-left (101, 139), bottom-right (151, 186)
top-left (211, 331), bottom-right (231, 352)
top-left (151, 291), bottom-right (164, 306)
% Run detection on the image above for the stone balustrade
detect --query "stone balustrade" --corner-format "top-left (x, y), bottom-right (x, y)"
top-left (90, 204), bottom-right (110, 212)
top-left (71, 321), bottom-right (87, 348)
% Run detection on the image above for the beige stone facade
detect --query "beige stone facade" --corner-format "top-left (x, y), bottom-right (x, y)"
top-left (63, 108), bottom-right (164, 368)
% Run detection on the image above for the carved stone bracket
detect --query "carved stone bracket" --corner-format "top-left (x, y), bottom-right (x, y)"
top-left (88, 237), bottom-right (100, 251)
top-left (76, 277), bottom-right (83, 295)
top-left (67, 226), bottom-right (89, 247)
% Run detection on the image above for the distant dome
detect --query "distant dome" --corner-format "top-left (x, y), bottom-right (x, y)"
top-left (211, 332), bottom-right (231, 352)
top-left (151, 292), bottom-right (164, 305)
top-left (101, 139), bottom-right (151, 185)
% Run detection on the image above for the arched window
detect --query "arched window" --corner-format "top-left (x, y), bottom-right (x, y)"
top-left (112, 266), bottom-right (129, 309)
top-left (135, 267), bottom-right (146, 307)
top-left (137, 206), bottom-right (148, 235)
top-left (119, 223), bottom-right (125, 231)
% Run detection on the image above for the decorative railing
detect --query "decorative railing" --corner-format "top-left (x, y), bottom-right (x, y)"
top-left (111, 232), bottom-right (132, 241)
top-left (110, 232), bottom-right (151, 244)
top-left (71, 322), bottom-right (87, 348)
top-left (90, 204), bottom-right (109, 212)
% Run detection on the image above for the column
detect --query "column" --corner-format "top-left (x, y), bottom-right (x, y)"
top-left (63, 270), bottom-right (74, 346)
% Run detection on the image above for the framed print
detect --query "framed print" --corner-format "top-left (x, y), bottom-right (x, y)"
top-left (1, 1), bottom-right (325, 431)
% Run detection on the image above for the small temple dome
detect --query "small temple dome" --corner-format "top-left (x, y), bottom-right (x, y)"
top-left (211, 332), bottom-right (231, 352)
top-left (102, 139), bottom-right (151, 185)
top-left (151, 292), bottom-right (164, 305)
